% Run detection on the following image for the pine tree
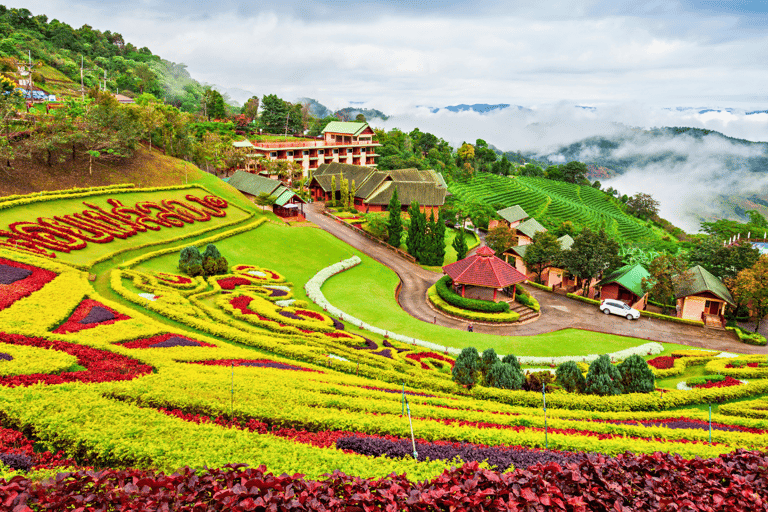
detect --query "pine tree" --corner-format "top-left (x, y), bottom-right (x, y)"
top-left (480, 348), bottom-right (499, 384)
top-left (584, 354), bottom-right (623, 396)
top-left (329, 176), bottom-right (336, 207)
top-left (452, 347), bottom-right (480, 389)
top-left (555, 361), bottom-right (586, 393)
top-left (349, 180), bottom-right (356, 210)
top-left (406, 201), bottom-right (427, 261)
top-left (486, 362), bottom-right (524, 390)
top-left (452, 228), bottom-right (469, 261)
top-left (433, 210), bottom-right (447, 265)
top-left (387, 187), bottom-right (403, 247)
top-left (617, 355), bottom-right (655, 393)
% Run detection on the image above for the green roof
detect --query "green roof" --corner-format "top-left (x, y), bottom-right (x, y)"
top-left (597, 264), bottom-right (651, 298)
top-left (497, 205), bottom-right (528, 225)
top-left (516, 218), bottom-right (547, 239)
top-left (227, 171), bottom-right (303, 206)
top-left (232, 139), bottom-right (255, 148)
top-left (366, 180), bottom-right (446, 206)
top-left (558, 234), bottom-right (575, 250)
top-left (510, 244), bottom-right (528, 257)
top-left (321, 121), bottom-right (371, 137)
top-left (675, 265), bottom-right (735, 306)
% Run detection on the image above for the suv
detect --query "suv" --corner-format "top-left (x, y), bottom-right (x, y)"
top-left (599, 299), bottom-right (640, 320)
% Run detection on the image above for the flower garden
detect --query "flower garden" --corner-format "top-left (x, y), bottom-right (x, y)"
top-left (0, 183), bottom-right (767, 510)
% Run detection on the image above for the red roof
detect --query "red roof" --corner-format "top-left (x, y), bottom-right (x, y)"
top-left (442, 246), bottom-right (528, 288)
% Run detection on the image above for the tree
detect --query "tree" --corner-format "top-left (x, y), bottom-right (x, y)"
top-left (687, 238), bottom-right (760, 281)
top-left (387, 187), bottom-right (403, 247)
top-left (625, 193), bottom-right (660, 219)
top-left (746, 210), bottom-right (768, 228)
top-left (485, 361), bottom-right (524, 390)
top-left (617, 355), bottom-right (655, 393)
top-left (491, 155), bottom-right (513, 175)
top-left (480, 348), bottom-right (499, 384)
top-left (584, 354), bottom-right (623, 396)
top-left (556, 361), bottom-right (586, 393)
top-left (432, 210), bottom-right (447, 266)
top-left (485, 225), bottom-right (517, 255)
top-left (451, 347), bottom-right (480, 389)
top-left (406, 202), bottom-right (427, 261)
top-left (560, 161), bottom-right (588, 184)
top-left (452, 228), bottom-right (469, 261)
top-left (518, 163), bottom-right (544, 177)
top-left (355, 113), bottom-right (366, 122)
top-left (179, 246), bottom-right (202, 274)
top-left (203, 89), bottom-right (226, 120)
top-left (522, 231), bottom-right (563, 284)
top-left (241, 96), bottom-right (260, 121)
top-left (329, 176), bottom-right (336, 206)
top-left (340, 177), bottom-right (349, 208)
top-left (641, 254), bottom-right (690, 314)
top-left (349, 180), bottom-right (356, 209)
top-left (260, 94), bottom-right (289, 133)
top-left (254, 192), bottom-right (277, 211)
top-left (562, 228), bottom-right (621, 295)
top-left (731, 255), bottom-right (768, 332)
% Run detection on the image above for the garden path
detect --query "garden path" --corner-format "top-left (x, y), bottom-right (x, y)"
top-left (305, 203), bottom-right (767, 355)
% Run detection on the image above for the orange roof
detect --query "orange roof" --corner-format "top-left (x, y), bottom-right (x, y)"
top-left (442, 246), bottom-right (528, 288)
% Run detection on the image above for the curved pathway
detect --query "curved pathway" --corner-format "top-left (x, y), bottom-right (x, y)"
top-left (305, 203), bottom-right (766, 355)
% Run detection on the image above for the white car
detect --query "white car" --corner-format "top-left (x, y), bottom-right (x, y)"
top-left (599, 299), bottom-right (640, 320)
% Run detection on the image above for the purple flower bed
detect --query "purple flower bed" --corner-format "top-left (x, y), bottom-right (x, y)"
top-left (0, 264), bottom-right (32, 285)
top-left (79, 306), bottom-right (117, 325)
top-left (354, 338), bottom-right (378, 350)
top-left (0, 452), bottom-right (33, 471)
top-left (278, 310), bottom-right (302, 321)
top-left (610, 419), bottom-right (746, 433)
top-left (383, 340), bottom-right (408, 353)
top-left (332, 318), bottom-right (345, 330)
top-left (266, 287), bottom-right (288, 297)
top-left (150, 337), bottom-right (204, 348)
top-left (238, 361), bottom-right (307, 371)
top-left (0, 352), bottom-right (12, 362)
top-left (372, 348), bottom-right (393, 359)
top-left (336, 437), bottom-right (587, 471)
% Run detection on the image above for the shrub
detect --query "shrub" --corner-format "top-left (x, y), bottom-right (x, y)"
top-left (585, 354), bottom-right (623, 396)
top-left (485, 361), bottom-right (524, 390)
top-left (428, 286), bottom-right (520, 323)
top-left (501, 354), bottom-right (522, 375)
top-left (688, 375), bottom-right (726, 386)
top-left (480, 348), bottom-right (499, 384)
top-left (523, 371), bottom-right (554, 392)
top-left (203, 244), bottom-right (222, 261)
top-left (617, 354), bottom-right (655, 394)
top-left (452, 347), bottom-right (480, 389)
top-left (215, 257), bottom-right (229, 275)
top-left (186, 263), bottom-right (204, 277)
top-left (179, 246), bottom-right (202, 274)
top-left (556, 361), bottom-right (586, 393)
top-left (435, 276), bottom-right (509, 313)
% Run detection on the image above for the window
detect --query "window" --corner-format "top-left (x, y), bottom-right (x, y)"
top-left (333, 149), bottom-right (339, 154)
top-left (347, 148), bottom-right (353, 154)
top-left (270, 152), bottom-right (277, 158)
top-left (318, 150), bottom-right (324, 154)
top-left (287, 151), bottom-right (293, 156)
top-left (303, 150), bottom-right (309, 156)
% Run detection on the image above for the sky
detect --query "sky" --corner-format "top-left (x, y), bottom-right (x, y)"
top-left (17, 0), bottom-right (768, 230)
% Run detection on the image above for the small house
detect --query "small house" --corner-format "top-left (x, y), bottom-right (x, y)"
top-left (675, 265), bottom-right (735, 328)
top-left (227, 171), bottom-right (305, 218)
top-left (442, 246), bottom-right (528, 302)
top-left (597, 264), bottom-right (651, 311)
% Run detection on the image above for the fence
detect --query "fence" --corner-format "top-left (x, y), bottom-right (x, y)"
top-left (322, 210), bottom-right (417, 264)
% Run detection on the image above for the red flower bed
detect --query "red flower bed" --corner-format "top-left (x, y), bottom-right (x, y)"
top-left (647, 356), bottom-right (677, 369)
top-left (186, 359), bottom-right (321, 373)
top-left (695, 376), bottom-right (744, 389)
top-left (0, 426), bottom-right (83, 472)
top-left (216, 277), bottom-right (254, 290)
top-left (5, 450), bottom-right (768, 511)
top-left (295, 309), bottom-right (325, 321)
top-left (120, 333), bottom-right (217, 349)
top-left (406, 351), bottom-right (456, 370)
top-left (229, 296), bottom-right (288, 326)
top-left (727, 362), bottom-right (760, 368)
top-left (324, 331), bottom-right (353, 339)
top-left (0, 332), bottom-right (152, 387)
top-left (0, 258), bottom-right (57, 310)
top-left (53, 299), bottom-right (131, 334)
top-left (156, 273), bottom-right (194, 285)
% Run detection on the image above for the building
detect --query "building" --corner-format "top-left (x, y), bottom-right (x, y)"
top-left (227, 171), bottom-right (305, 218)
top-left (442, 246), bottom-right (528, 303)
top-left (675, 265), bottom-right (735, 328)
top-left (235, 121), bottom-right (381, 178)
top-left (505, 234), bottom-right (575, 288)
top-left (488, 205), bottom-right (530, 231)
top-left (309, 163), bottom-right (447, 215)
top-left (596, 264), bottom-right (651, 311)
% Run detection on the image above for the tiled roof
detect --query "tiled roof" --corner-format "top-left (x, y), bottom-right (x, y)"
top-left (597, 264), bottom-right (651, 298)
top-left (558, 234), bottom-right (575, 250)
top-left (365, 181), bottom-right (446, 206)
top-left (228, 171), bottom-right (303, 206)
top-left (442, 245), bottom-right (528, 288)
top-left (516, 218), bottom-right (547, 239)
top-left (675, 265), bottom-right (735, 306)
top-left (232, 139), bottom-right (256, 148)
top-left (497, 205), bottom-right (528, 224)
top-left (322, 121), bottom-right (370, 136)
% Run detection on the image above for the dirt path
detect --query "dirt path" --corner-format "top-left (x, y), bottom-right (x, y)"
top-left (305, 203), bottom-right (767, 355)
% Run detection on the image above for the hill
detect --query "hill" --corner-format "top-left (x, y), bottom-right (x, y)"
top-left (449, 173), bottom-right (669, 245)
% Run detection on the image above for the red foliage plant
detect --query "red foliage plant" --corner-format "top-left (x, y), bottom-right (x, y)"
top-left (0, 332), bottom-right (152, 387)
top-left (120, 333), bottom-right (217, 349)
top-left (216, 277), bottom-right (255, 290)
top-left (406, 352), bottom-right (456, 370)
top-left (52, 299), bottom-right (131, 334)
top-left (647, 356), bottom-right (677, 369)
top-left (0, 258), bottom-right (57, 310)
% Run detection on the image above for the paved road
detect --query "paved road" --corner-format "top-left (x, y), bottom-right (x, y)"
top-left (305, 203), bottom-right (767, 355)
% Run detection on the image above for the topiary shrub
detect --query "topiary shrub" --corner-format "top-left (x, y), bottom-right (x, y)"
top-left (485, 361), bottom-right (524, 390)
top-left (179, 246), bottom-right (202, 275)
top-left (617, 354), bottom-right (656, 393)
top-left (452, 347), bottom-right (480, 389)
top-left (215, 256), bottom-right (229, 274)
top-left (435, 276), bottom-right (510, 313)
top-left (187, 263), bottom-right (204, 277)
top-left (523, 370), bottom-right (554, 392)
top-left (556, 361), bottom-right (586, 393)
top-left (585, 354), bottom-right (624, 396)
top-left (202, 244), bottom-right (222, 261)
top-left (501, 353), bottom-right (523, 375)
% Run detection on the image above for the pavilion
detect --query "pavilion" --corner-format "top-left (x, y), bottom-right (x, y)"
top-left (442, 246), bottom-right (528, 302)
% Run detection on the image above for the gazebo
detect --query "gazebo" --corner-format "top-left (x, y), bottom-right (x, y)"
top-left (442, 246), bottom-right (528, 302)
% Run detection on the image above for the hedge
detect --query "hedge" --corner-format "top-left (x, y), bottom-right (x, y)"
top-left (435, 276), bottom-right (510, 313)
top-left (726, 326), bottom-right (767, 346)
top-left (524, 281), bottom-right (552, 292)
top-left (566, 293), bottom-right (601, 306)
top-left (640, 310), bottom-right (705, 327)
top-left (427, 285), bottom-right (520, 323)
top-left (514, 284), bottom-right (540, 312)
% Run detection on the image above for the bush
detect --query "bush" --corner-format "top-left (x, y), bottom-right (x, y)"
top-left (435, 276), bottom-right (509, 313)
top-left (514, 286), bottom-right (540, 312)
top-left (687, 375), bottom-right (726, 386)
top-left (485, 361), bottom-right (524, 390)
top-left (215, 257), bottom-right (229, 275)
top-left (523, 371), bottom-right (554, 392)
top-left (617, 354), bottom-right (655, 394)
top-left (556, 361), bottom-right (586, 393)
top-left (179, 246), bottom-right (202, 274)
top-left (427, 286), bottom-right (520, 323)
top-left (501, 354), bottom-right (522, 374)
top-left (452, 347), bottom-right (480, 389)
top-left (640, 310), bottom-right (704, 326)
top-left (585, 354), bottom-right (623, 396)
top-left (480, 348), bottom-right (499, 384)
top-left (203, 244), bottom-right (222, 261)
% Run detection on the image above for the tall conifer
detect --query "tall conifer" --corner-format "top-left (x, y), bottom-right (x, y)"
top-left (406, 201), bottom-right (426, 261)
top-left (387, 187), bottom-right (403, 247)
